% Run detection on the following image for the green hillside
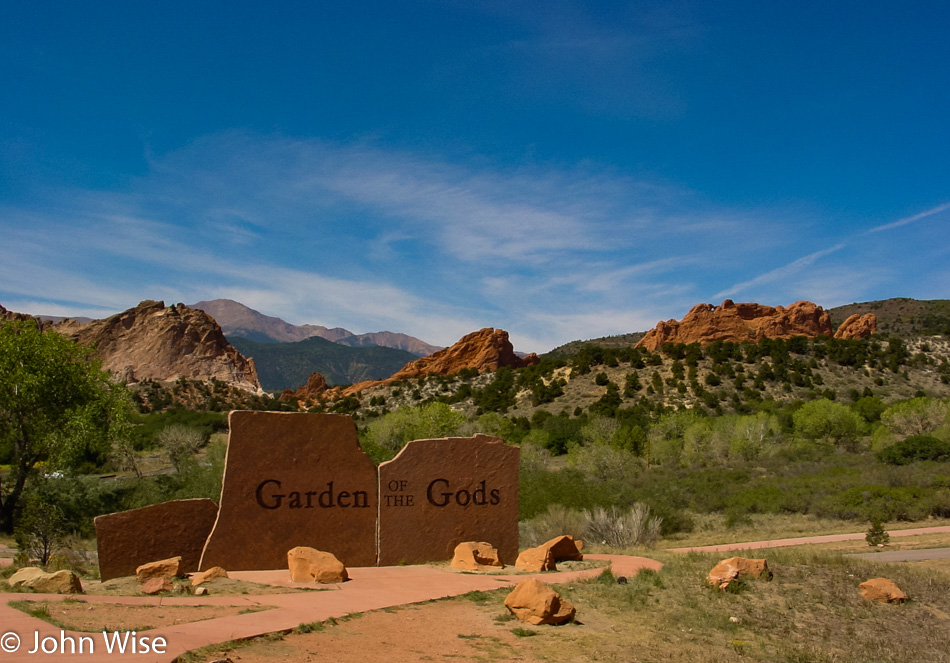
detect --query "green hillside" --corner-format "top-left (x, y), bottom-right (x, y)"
top-left (229, 336), bottom-right (417, 390)
top-left (829, 298), bottom-right (950, 336)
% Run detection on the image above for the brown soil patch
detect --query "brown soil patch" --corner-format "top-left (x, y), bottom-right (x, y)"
top-left (190, 597), bottom-right (553, 663)
top-left (12, 600), bottom-right (273, 632)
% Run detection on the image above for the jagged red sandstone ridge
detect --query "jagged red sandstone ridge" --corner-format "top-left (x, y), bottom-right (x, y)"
top-left (283, 327), bottom-right (539, 401)
top-left (636, 300), bottom-right (876, 351)
top-left (834, 313), bottom-right (878, 340)
top-left (280, 372), bottom-right (329, 403)
top-left (2, 301), bottom-right (261, 392)
top-left (390, 327), bottom-right (539, 381)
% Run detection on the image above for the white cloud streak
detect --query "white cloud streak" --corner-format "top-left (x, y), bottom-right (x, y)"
top-left (867, 201), bottom-right (950, 233)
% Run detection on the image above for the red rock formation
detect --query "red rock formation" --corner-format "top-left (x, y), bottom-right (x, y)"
top-left (392, 327), bottom-right (539, 380)
top-left (636, 300), bottom-right (835, 351)
top-left (337, 327), bottom-right (539, 397)
top-left (280, 372), bottom-right (330, 404)
top-left (58, 300), bottom-right (261, 392)
top-left (834, 313), bottom-right (877, 339)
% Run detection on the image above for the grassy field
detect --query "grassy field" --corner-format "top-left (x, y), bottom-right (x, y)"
top-left (183, 547), bottom-right (950, 663)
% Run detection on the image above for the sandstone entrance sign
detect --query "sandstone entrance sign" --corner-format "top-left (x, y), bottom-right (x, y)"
top-left (378, 435), bottom-right (519, 566)
top-left (97, 412), bottom-right (519, 573)
top-left (199, 412), bottom-right (378, 570)
top-left (94, 498), bottom-right (218, 581)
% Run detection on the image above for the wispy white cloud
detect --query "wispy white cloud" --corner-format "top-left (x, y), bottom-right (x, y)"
top-left (712, 244), bottom-right (847, 301)
top-left (867, 201), bottom-right (950, 233)
top-left (9, 132), bottom-right (938, 352)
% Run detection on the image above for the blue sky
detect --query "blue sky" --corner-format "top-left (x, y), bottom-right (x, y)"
top-left (1, 1), bottom-right (948, 352)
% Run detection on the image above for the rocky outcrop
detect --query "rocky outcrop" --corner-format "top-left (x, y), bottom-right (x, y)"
top-left (391, 328), bottom-right (539, 380)
top-left (340, 327), bottom-right (539, 396)
top-left (504, 579), bottom-right (576, 625)
top-left (0, 303), bottom-right (44, 326)
top-left (280, 372), bottom-right (329, 404)
top-left (637, 300), bottom-right (835, 351)
top-left (834, 313), bottom-right (877, 339)
top-left (58, 300), bottom-right (261, 392)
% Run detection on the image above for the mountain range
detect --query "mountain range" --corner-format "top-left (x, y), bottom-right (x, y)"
top-left (190, 299), bottom-right (442, 356)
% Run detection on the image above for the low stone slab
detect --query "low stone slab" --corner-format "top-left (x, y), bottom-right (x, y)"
top-left (136, 556), bottom-right (182, 583)
top-left (450, 541), bottom-right (504, 572)
top-left (191, 566), bottom-right (228, 587)
top-left (504, 578), bottom-right (575, 625)
top-left (378, 435), bottom-right (519, 566)
top-left (200, 412), bottom-right (378, 570)
top-left (94, 498), bottom-right (218, 581)
top-left (860, 577), bottom-right (907, 603)
top-left (287, 547), bottom-right (348, 583)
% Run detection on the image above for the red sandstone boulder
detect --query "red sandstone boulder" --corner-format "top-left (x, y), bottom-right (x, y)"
top-left (136, 556), bottom-right (182, 583)
top-left (287, 547), bottom-right (348, 584)
top-left (637, 300), bottom-right (834, 351)
top-left (834, 313), bottom-right (877, 339)
top-left (707, 557), bottom-right (772, 590)
top-left (504, 578), bottom-right (576, 625)
top-left (542, 535), bottom-right (584, 562)
top-left (860, 577), bottom-right (907, 603)
top-left (450, 542), bottom-right (504, 572)
top-left (515, 546), bottom-right (557, 572)
top-left (191, 566), bottom-right (229, 587)
top-left (141, 577), bottom-right (173, 595)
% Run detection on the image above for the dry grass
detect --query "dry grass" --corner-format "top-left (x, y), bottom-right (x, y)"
top-left (9, 599), bottom-right (273, 632)
top-left (183, 550), bottom-right (950, 663)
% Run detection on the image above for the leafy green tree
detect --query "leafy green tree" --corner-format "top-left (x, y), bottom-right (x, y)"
top-left (880, 397), bottom-right (948, 437)
top-left (792, 398), bottom-right (864, 452)
top-left (360, 401), bottom-right (465, 461)
top-left (0, 320), bottom-right (132, 533)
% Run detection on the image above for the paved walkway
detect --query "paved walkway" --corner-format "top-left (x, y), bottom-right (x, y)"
top-left (665, 525), bottom-right (950, 553)
top-left (0, 554), bottom-right (660, 663)
top-left (848, 546), bottom-right (950, 563)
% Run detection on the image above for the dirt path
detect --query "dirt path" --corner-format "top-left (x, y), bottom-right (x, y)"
top-left (0, 556), bottom-right (660, 663)
top-left (665, 524), bottom-right (950, 553)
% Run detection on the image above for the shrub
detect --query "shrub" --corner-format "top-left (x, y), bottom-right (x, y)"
top-left (156, 424), bottom-right (205, 473)
top-left (878, 434), bottom-right (950, 465)
top-left (583, 504), bottom-right (662, 549)
top-left (519, 504), bottom-right (589, 548)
